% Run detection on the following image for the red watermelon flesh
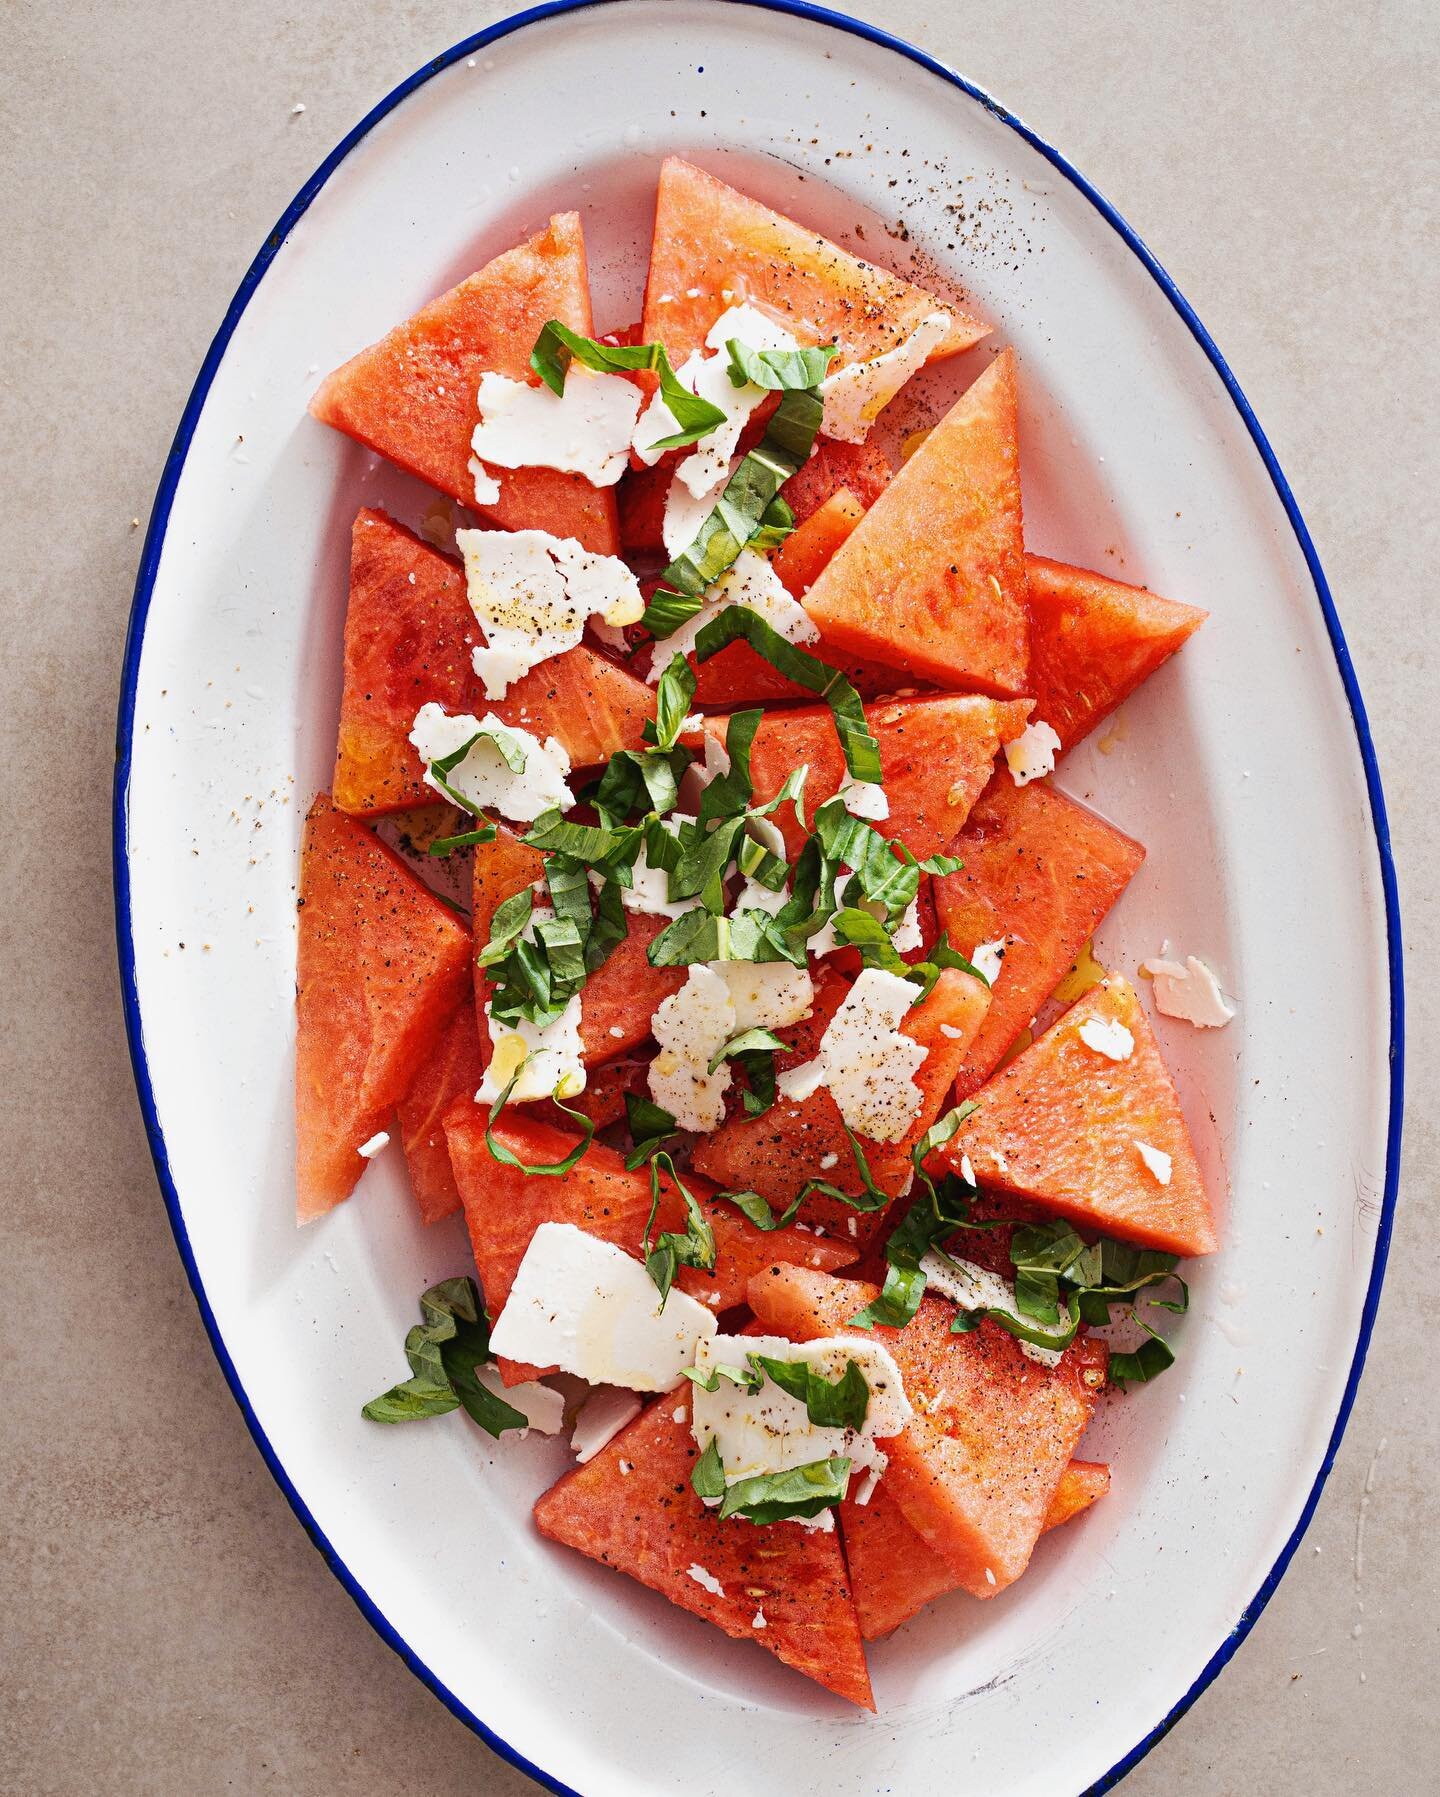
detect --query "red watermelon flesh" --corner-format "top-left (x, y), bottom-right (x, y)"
top-left (691, 968), bottom-right (990, 1240)
top-left (642, 156), bottom-right (987, 373)
top-left (803, 350), bottom-right (1030, 696)
top-left (533, 1393), bottom-right (874, 1708)
top-left (700, 693), bottom-right (1031, 863)
top-left (395, 1000), bottom-right (484, 1225)
top-left (444, 1108), bottom-right (858, 1383)
top-left (933, 778), bottom-right (1145, 1098)
top-left (948, 977), bottom-right (1218, 1257)
top-left (334, 509), bottom-right (476, 815)
top-left (746, 1265), bottom-right (1107, 1596)
top-left (295, 798), bottom-right (472, 1222)
top-left (842, 1461), bottom-right (1110, 1638)
top-left (310, 213), bottom-right (618, 554)
top-left (782, 439), bottom-right (894, 524)
top-left (1025, 553), bottom-right (1207, 753)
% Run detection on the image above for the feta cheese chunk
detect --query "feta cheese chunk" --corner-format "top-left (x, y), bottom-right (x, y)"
top-left (777, 1056), bottom-right (826, 1103)
top-left (970, 937), bottom-right (1009, 986)
top-left (834, 775), bottom-right (890, 821)
top-left (1140, 952), bottom-right (1236, 1027)
top-left (919, 1252), bottom-right (1065, 1367)
top-left (409, 702), bottom-right (574, 821)
top-left (489, 1222), bottom-right (717, 1390)
top-left (890, 899), bottom-right (923, 954)
top-left (1133, 1139), bottom-right (1174, 1185)
top-left (690, 1332), bottom-right (912, 1490)
top-left (819, 967), bottom-right (925, 1143)
top-left (662, 461), bottom-right (735, 558)
top-left (1076, 1014), bottom-right (1136, 1062)
top-left (647, 549), bottom-right (819, 684)
top-left (356, 1131), bottom-right (390, 1160)
top-left (570, 1386), bottom-right (643, 1463)
top-left (687, 1564), bottom-right (726, 1597)
top-left (1004, 719), bottom-right (1063, 787)
top-left (633, 303), bottom-right (802, 494)
top-left (456, 528), bottom-right (644, 699)
top-left (474, 1362), bottom-right (565, 1436)
top-left (470, 365), bottom-right (641, 487)
top-left (648, 964), bottom-right (736, 1132)
top-left (819, 311), bottom-right (954, 444)
top-left (714, 960), bottom-right (814, 1031)
top-left (477, 991), bottom-right (585, 1105)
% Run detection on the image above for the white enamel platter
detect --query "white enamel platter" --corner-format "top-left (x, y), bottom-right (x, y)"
top-left (114, 2), bottom-right (1403, 1791)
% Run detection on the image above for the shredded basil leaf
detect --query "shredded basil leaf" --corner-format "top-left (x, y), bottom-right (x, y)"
top-left (427, 824), bottom-right (498, 856)
top-left (1108, 1316), bottom-right (1177, 1386)
top-left (718, 1455), bottom-right (852, 1524)
top-left (650, 657), bottom-right (698, 752)
top-left (529, 319), bottom-right (727, 448)
top-left (645, 386), bottom-right (828, 633)
top-left (690, 1436), bottom-right (727, 1501)
top-left (749, 1354), bottom-right (871, 1432)
top-left (706, 1025), bottom-right (788, 1076)
top-left (641, 1151), bottom-right (716, 1305)
top-left (362, 1276), bottom-right (527, 1437)
top-left (726, 340), bottom-right (838, 391)
top-left (692, 606), bottom-right (881, 782)
top-left (682, 1362), bottom-right (764, 1395)
top-left (483, 1061), bottom-right (595, 1176)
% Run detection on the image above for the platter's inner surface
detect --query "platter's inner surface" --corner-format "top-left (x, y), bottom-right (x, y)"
top-left (119, 5), bottom-right (1393, 1792)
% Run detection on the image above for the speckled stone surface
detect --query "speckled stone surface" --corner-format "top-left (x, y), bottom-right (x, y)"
top-left (2, 1), bottom-right (1434, 1790)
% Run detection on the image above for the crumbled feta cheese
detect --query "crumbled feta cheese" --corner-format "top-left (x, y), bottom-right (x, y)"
top-left (489, 1222), bottom-right (717, 1389)
top-left (1077, 1014), bottom-right (1136, 1061)
top-left (468, 456), bottom-right (502, 506)
top-left (357, 1131), bottom-right (390, 1159)
top-left (714, 960), bottom-right (814, 1031)
top-left (474, 1362), bottom-right (565, 1436)
top-left (890, 898), bottom-right (923, 953)
top-left (662, 461), bottom-right (734, 558)
top-left (456, 528), bottom-right (644, 699)
top-left (1140, 953), bottom-right (1235, 1027)
top-left (752, 1608), bottom-right (768, 1630)
top-left (959, 1152), bottom-right (977, 1186)
top-left (819, 1151), bottom-right (840, 1170)
top-left (1133, 1139), bottom-right (1174, 1185)
top-left (409, 702), bottom-right (574, 820)
top-left (819, 311), bottom-right (954, 443)
top-left (633, 304), bottom-right (801, 493)
top-left (971, 937), bottom-right (1008, 986)
top-left (648, 965), bottom-right (736, 1132)
top-left (571, 1386), bottom-right (643, 1463)
top-left (691, 1331), bottom-right (912, 1493)
top-left (477, 992), bottom-right (585, 1104)
top-left (687, 1564), bottom-right (726, 1597)
top-left (919, 1252), bottom-right (1064, 1367)
top-left (819, 967), bottom-right (925, 1143)
top-left (835, 775), bottom-right (890, 821)
top-left (1004, 719), bottom-right (1063, 787)
top-left (470, 365), bottom-right (641, 486)
top-left (647, 549), bottom-right (819, 685)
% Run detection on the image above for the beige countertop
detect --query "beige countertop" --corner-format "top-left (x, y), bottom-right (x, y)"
top-left (3, 1), bottom-right (1434, 1790)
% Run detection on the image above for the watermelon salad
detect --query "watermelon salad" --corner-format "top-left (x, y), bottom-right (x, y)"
top-left (295, 157), bottom-right (1224, 1710)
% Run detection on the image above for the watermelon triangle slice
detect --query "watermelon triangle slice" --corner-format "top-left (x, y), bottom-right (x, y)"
top-left (841, 1461), bottom-right (1110, 1638)
top-left (690, 968), bottom-right (991, 1240)
top-left (334, 510), bottom-right (658, 814)
top-left (933, 778), bottom-right (1145, 1097)
top-left (295, 798), bottom-right (472, 1222)
top-left (395, 1000), bottom-right (484, 1225)
top-left (471, 827), bottom-right (685, 1068)
top-left (533, 1392), bottom-right (875, 1708)
top-left (803, 350), bottom-right (1030, 695)
top-left (948, 977), bottom-right (1218, 1256)
top-left (700, 692), bottom-right (1031, 863)
top-left (641, 156), bottom-right (988, 372)
top-left (1025, 553), bottom-right (1207, 753)
top-left (444, 1108), bottom-right (859, 1383)
top-left (745, 1265), bottom-right (1107, 1596)
top-left (310, 214), bottom-right (619, 553)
